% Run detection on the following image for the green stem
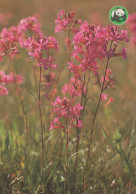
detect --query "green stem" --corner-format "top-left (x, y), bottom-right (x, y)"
top-left (8, 56), bottom-right (29, 142)
top-left (85, 51), bottom-right (111, 171)
top-left (38, 66), bottom-right (44, 189)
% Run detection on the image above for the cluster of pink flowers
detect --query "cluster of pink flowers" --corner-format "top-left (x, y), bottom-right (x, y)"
top-left (55, 10), bottom-right (81, 33)
top-left (0, 17), bottom-right (39, 97)
top-left (50, 96), bottom-right (83, 131)
top-left (0, 16), bottom-right (58, 98)
top-left (0, 16), bottom-right (42, 60)
top-left (0, 10), bottom-right (129, 134)
top-left (49, 10), bottom-right (129, 131)
top-left (127, 13), bottom-right (136, 47)
top-left (61, 76), bottom-right (86, 98)
top-left (68, 23), bottom-right (128, 76)
top-left (0, 71), bottom-right (24, 96)
top-left (24, 33), bottom-right (58, 70)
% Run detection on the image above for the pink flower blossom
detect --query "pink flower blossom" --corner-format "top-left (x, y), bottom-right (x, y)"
top-left (24, 33), bottom-right (58, 70)
top-left (0, 85), bottom-right (9, 96)
top-left (104, 97), bottom-right (114, 108)
top-left (61, 77), bottom-right (86, 98)
top-left (0, 71), bottom-right (24, 85)
top-left (0, 72), bottom-right (14, 84)
top-left (101, 69), bottom-right (115, 89)
top-left (50, 96), bottom-right (83, 131)
top-left (101, 93), bottom-right (108, 102)
top-left (15, 74), bottom-right (25, 84)
top-left (68, 22), bottom-right (128, 77)
top-left (55, 10), bottom-right (81, 33)
top-left (121, 48), bottom-right (127, 59)
top-left (127, 13), bottom-right (136, 47)
top-left (0, 39), bottom-right (18, 61)
top-left (101, 93), bottom-right (114, 108)
top-left (18, 16), bottom-right (41, 33)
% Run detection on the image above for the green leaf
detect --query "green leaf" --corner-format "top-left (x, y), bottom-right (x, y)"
top-left (102, 129), bottom-right (108, 139)
top-left (113, 128), bottom-right (122, 142)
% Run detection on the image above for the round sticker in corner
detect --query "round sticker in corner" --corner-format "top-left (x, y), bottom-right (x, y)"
top-left (109, 6), bottom-right (128, 25)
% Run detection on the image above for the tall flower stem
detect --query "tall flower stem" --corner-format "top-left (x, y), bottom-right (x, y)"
top-left (38, 66), bottom-right (44, 185)
top-left (85, 55), bottom-right (111, 172)
top-left (72, 72), bottom-right (89, 192)
top-left (8, 56), bottom-right (29, 142)
top-left (64, 130), bottom-right (69, 194)
top-left (67, 29), bottom-right (71, 83)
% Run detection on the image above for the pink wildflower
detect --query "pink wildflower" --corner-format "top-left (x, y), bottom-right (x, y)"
top-left (24, 33), bottom-right (58, 70)
top-left (0, 71), bottom-right (24, 85)
top-left (61, 76), bottom-right (86, 98)
top-left (68, 22), bottom-right (128, 77)
top-left (101, 69), bottom-right (115, 89)
top-left (104, 97), bottom-right (114, 108)
top-left (127, 13), bottom-right (136, 47)
top-left (55, 10), bottom-right (81, 33)
top-left (0, 39), bottom-right (18, 61)
top-left (18, 16), bottom-right (41, 33)
top-left (101, 93), bottom-right (108, 102)
top-left (0, 85), bottom-right (9, 96)
top-left (50, 96), bottom-right (83, 131)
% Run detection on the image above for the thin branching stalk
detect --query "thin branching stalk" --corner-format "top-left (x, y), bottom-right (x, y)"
top-left (64, 131), bottom-right (69, 194)
top-left (8, 56), bottom-right (29, 142)
top-left (85, 41), bottom-right (113, 172)
top-left (67, 29), bottom-right (72, 83)
top-left (82, 70), bottom-right (91, 117)
top-left (72, 71), bottom-right (91, 192)
top-left (38, 66), bottom-right (44, 181)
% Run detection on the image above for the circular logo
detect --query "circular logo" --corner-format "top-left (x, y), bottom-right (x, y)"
top-left (109, 6), bottom-right (128, 25)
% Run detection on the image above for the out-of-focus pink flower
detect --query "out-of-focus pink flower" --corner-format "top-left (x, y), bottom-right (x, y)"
top-left (42, 72), bottom-right (56, 101)
top-left (15, 74), bottom-right (25, 84)
top-left (101, 93), bottom-right (114, 108)
top-left (101, 93), bottom-right (108, 102)
top-left (61, 77), bottom-right (86, 98)
top-left (0, 71), bottom-right (24, 85)
top-left (55, 10), bottom-right (81, 33)
top-left (0, 85), bottom-right (9, 96)
top-left (65, 37), bottom-right (71, 51)
top-left (18, 16), bottom-right (41, 33)
top-left (0, 72), bottom-right (14, 84)
top-left (77, 120), bottom-right (83, 128)
top-left (127, 13), bottom-right (136, 47)
top-left (101, 69), bottom-right (115, 89)
top-left (121, 48), bottom-right (127, 59)
top-left (104, 97), bottom-right (114, 108)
